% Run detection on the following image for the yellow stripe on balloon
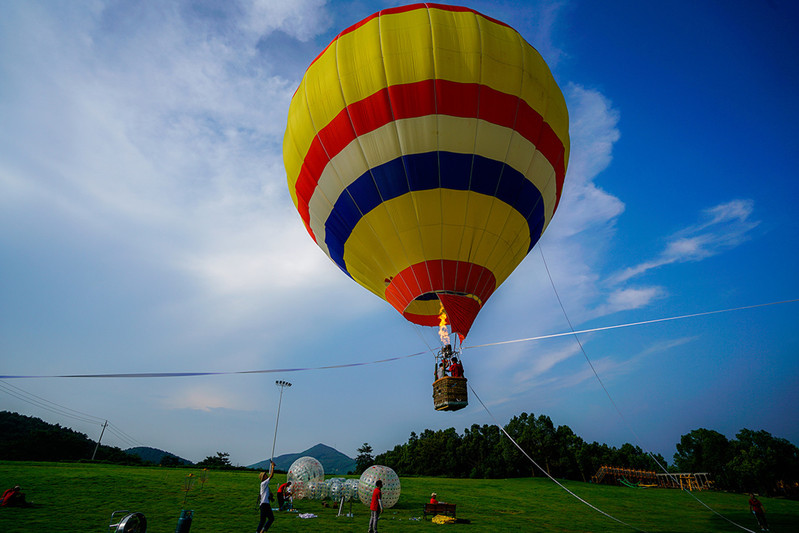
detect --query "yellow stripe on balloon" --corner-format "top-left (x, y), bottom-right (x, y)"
top-left (343, 190), bottom-right (532, 298)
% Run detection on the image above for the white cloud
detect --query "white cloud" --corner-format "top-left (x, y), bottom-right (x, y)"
top-left (500, 83), bottom-right (625, 329)
top-left (510, 335), bottom-right (696, 397)
top-left (161, 384), bottom-right (251, 411)
top-left (612, 199), bottom-right (759, 283)
top-left (549, 84), bottom-right (624, 240)
top-left (246, 0), bottom-right (332, 42)
top-left (0, 1), bottom-right (351, 337)
top-left (510, 342), bottom-right (583, 384)
top-left (594, 286), bottom-right (666, 315)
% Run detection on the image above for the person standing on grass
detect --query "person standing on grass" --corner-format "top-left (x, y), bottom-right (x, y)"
top-left (368, 479), bottom-right (383, 533)
top-left (749, 493), bottom-right (769, 531)
top-left (257, 461), bottom-right (275, 532)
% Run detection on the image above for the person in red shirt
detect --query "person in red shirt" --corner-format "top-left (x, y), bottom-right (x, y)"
top-left (277, 481), bottom-right (292, 511)
top-left (749, 493), bottom-right (769, 531)
top-left (430, 492), bottom-right (438, 504)
top-left (448, 357), bottom-right (464, 378)
top-left (368, 480), bottom-right (383, 533)
top-left (1, 486), bottom-right (27, 507)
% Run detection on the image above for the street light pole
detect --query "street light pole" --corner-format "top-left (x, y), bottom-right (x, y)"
top-left (270, 380), bottom-right (292, 462)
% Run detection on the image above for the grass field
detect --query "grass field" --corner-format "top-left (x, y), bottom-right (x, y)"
top-left (1, 461), bottom-right (797, 532)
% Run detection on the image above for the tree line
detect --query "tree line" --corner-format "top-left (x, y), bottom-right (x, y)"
top-left (673, 427), bottom-right (799, 495)
top-left (0, 411), bottom-right (144, 465)
top-left (364, 412), bottom-right (798, 496)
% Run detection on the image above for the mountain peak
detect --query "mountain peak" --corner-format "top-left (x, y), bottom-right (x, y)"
top-left (248, 443), bottom-right (356, 475)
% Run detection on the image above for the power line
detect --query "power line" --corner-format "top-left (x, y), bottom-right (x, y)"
top-left (0, 380), bottom-right (104, 425)
top-left (0, 298), bottom-right (796, 380)
top-left (0, 379), bottom-right (143, 449)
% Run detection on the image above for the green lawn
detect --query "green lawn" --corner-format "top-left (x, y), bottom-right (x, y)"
top-left (0, 461), bottom-right (796, 532)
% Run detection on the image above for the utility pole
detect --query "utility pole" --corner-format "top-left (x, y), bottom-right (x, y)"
top-left (92, 420), bottom-right (108, 460)
top-left (270, 380), bottom-right (292, 461)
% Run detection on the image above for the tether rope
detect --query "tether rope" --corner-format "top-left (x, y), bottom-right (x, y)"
top-left (465, 298), bottom-right (799, 350)
top-left (469, 382), bottom-right (647, 532)
top-left (537, 247), bottom-right (757, 533)
top-left (0, 297), bottom-right (795, 379)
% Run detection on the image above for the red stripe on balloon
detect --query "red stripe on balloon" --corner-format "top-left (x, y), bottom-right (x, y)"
top-left (385, 260), bottom-right (497, 325)
top-left (295, 80), bottom-right (566, 237)
top-left (401, 311), bottom-right (440, 328)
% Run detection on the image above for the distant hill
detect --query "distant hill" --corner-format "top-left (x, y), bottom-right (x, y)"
top-left (249, 443), bottom-right (356, 475)
top-left (125, 446), bottom-right (193, 466)
top-left (0, 410), bottom-right (142, 464)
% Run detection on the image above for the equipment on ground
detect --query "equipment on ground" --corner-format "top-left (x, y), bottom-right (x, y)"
top-left (108, 511), bottom-right (146, 533)
top-left (175, 509), bottom-right (193, 533)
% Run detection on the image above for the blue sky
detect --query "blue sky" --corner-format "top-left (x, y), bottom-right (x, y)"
top-left (1, 0), bottom-right (798, 470)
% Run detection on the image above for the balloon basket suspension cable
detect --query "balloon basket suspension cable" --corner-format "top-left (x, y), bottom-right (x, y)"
top-left (536, 246), bottom-right (757, 533)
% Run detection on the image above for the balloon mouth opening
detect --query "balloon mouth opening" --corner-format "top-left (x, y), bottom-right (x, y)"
top-left (384, 260), bottom-right (497, 339)
top-left (413, 290), bottom-right (468, 301)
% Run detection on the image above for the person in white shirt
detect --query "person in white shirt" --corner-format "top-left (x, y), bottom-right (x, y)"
top-left (257, 461), bottom-right (275, 532)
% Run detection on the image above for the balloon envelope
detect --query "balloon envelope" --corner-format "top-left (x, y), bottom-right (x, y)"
top-left (284, 3), bottom-right (569, 339)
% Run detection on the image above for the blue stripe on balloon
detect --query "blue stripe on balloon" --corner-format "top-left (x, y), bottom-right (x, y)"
top-left (325, 151), bottom-right (545, 274)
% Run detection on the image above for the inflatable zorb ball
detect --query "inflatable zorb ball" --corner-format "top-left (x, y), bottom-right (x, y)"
top-left (287, 456), bottom-right (324, 500)
top-left (328, 478), bottom-right (345, 501)
top-left (358, 465), bottom-right (401, 508)
top-left (343, 479), bottom-right (360, 502)
top-left (325, 478), bottom-right (345, 500)
top-left (306, 480), bottom-right (326, 500)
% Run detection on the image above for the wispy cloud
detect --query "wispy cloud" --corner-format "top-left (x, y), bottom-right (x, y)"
top-left (0, 1), bottom-right (347, 342)
top-left (612, 199), bottom-right (759, 284)
top-left (512, 335), bottom-right (696, 394)
top-left (594, 286), bottom-right (666, 315)
top-left (161, 384), bottom-right (252, 412)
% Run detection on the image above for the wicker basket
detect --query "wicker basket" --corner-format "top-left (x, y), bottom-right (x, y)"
top-left (432, 377), bottom-right (468, 411)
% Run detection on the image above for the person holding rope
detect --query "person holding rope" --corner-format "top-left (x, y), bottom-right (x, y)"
top-left (256, 461), bottom-right (275, 532)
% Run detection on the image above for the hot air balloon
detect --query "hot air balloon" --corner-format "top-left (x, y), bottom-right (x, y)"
top-left (284, 3), bottom-right (569, 409)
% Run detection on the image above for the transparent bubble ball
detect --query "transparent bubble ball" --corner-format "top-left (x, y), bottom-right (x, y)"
top-left (328, 478), bottom-right (344, 501)
top-left (343, 478), bottom-right (360, 502)
top-left (358, 465), bottom-right (401, 508)
top-left (306, 480), bottom-right (326, 500)
top-left (287, 457), bottom-right (324, 500)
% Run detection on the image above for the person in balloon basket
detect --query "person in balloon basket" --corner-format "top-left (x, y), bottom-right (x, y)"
top-left (256, 461), bottom-right (275, 532)
top-left (749, 493), bottom-right (769, 531)
top-left (435, 360), bottom-right (448, 380)
top-left (448, 357), bottom-right (464, 378)
top-left (368, 479), bottom-right (383, 533)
